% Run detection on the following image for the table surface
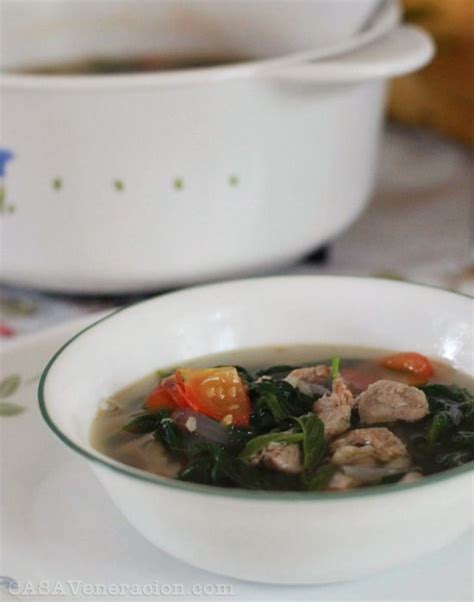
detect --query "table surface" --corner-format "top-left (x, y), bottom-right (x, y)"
top-left (1, 126), bottom-right (472, 342)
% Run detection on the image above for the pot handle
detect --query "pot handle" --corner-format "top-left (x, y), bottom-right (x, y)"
top-left (270, 25), bottom-right (434, 83)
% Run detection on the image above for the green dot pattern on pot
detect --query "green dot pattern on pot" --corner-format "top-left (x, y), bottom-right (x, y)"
top-left (52, 177), bottom-right (63, 191)
top-left (0, 184), bottom-right (15, 215)
top-left (2, 173), bottom-right (244, 214)
top-left (173, 177), bottom-right (184, 190)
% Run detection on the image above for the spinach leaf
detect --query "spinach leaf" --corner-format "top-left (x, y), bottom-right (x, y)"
top-left (435, 450), bottom-right (472, 468)
top-left (255, 365), bottom-right (297, 379)
top-left (153, 416), bottom-right (185, 455)
top-left (292, 413), bottom-right (327, 488)
top-left (226, 425), bottom-right (256, 451)
top-left (178, 441), bottom-right (222, 485)
top-left (463, 404), bottom-right (474, 428)
top-left (453, 431), bottom-right (474, 448)
top-left (419, 384), bottom-right (474, 471)
top-left (179, 440), bottom-right (302, 490)
top-left (233, 461), bottom-right (303, 491)
top-left (155, 368), bottom-right (174, 378)
top-left (124, 409), bottom-right (187, 456)
top-left (253, 382), bottom-right (290, 422)
top-left (294, 413), bottom-right (326, 474)
top-left (306, 464), bottom-right (336, 491)
top-left (420, 383), bottom-right (474, 443)
top-left (123, 413), bottom-right (161, 434)
top-left (239, 431), bottom-right (304, 460)
top-left (421, 384), bottom-right (474, 425)
top-left (426, 412), bottom-right (453, 447)
top-left (379, 473), bottom-right (405, 485)
top-left (249, 380), bottom-right (313, 431)
top-left (421, 384), bottom-right (473, 406)
top-left (238, 413), bottom-right (327, 488)
top-left (235, 365), bottom-right (254, 386)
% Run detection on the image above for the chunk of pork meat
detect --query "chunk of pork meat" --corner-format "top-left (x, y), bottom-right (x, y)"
top-left (286, 365), bottom-right (332, 382)
top-left (285, 365), bottom-right (332, 397)
top-left (313, 376), bottom-right (355, 439)
top-left (357, 380), bottom-right (429, 424)
top-left (327, 471), bottom-right (361, 491)
top-left (330, 427), bottom-right (410, 466)
top-left (248, 442), bottom-right (302, 474)
top-left (333, 376), bottom-right (356, 408)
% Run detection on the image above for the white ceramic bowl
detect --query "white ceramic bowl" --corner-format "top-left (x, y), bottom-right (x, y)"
top-left (0, 1), bottom-right (433, 293)
top-left (39, 276), bottom-right (473, 584)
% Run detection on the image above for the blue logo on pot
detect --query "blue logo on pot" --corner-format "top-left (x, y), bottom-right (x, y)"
top-left (0, 148), bottom-right (15, 215)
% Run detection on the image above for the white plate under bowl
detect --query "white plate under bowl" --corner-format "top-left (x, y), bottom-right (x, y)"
top-left (0, 311), bottom-right (472, 601)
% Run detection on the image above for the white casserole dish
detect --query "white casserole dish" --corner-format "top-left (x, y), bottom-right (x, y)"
top-left (39, 276), bottom-right (473, 584)
top-left (0, 1), bottom-right (433, 293)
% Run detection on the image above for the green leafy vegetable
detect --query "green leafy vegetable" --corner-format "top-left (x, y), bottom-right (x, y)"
top-left (153, 416), bottom-right (185, 455)
top-left (453, 431), bottom-right (474, 448)
top-left (435, 451), bottom-right (472, 468)
top-left (379, 473), bottom-right (405, 485)
top-left (234, 365), bottom-right (254, 386)
top-left (463, 405), bottom-right (474, 428)
top-left (179, 440), bottom-right (302, 490)
top-left (419, 383), bottom-right (474, 469)
top-left (226, 425), bottom-right (256, 451)
top-left (331, 357), bottom-right (340, 380)
top-left (426, 412), bottom-right (453, 447)
top-left (178, 441), bottom-right (225, 486)
top-left (254, 383), bottom-right (289, 422)
top-left (239, 431), bottom-right (303, 461)
top-left (233, 461), bottom-right (303, 490)
top-left (421, 384), bottom-right (473, 412)
top-left (306, 464), bottom-right (337, 491)
top-left (123, 413), bottom-right (161, 434)
top-left (155, 368), bottom-right (174, 378)
top-left (249, 380), bottom-right (313, 431)
top-left (294, 413), bottom-right (326, 474)
top-left (123, 409), bottom-right (186, 456)
top-left (255, 365), bottom-right (296, 379)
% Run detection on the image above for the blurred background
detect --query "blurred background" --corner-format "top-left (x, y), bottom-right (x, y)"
top-left (390, 0), bottom-right (473, 145)
top-left (0, 0), bottom-right (472, 339)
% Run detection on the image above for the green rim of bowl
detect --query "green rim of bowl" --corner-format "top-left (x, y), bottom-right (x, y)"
top-left (38, 275), bottom-right (474, 502)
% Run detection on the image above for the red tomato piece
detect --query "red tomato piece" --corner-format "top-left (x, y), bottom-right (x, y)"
top-left (176, 367), bottom-right (250, 426)
top-left (144, 375), bottom-right (187, 411)
top-left (380, 352), bottom-right (434, 383)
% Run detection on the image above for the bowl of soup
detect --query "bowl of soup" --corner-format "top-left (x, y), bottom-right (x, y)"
top-left (39, 276), bottom-right (473, 584)
top-left (0, 0), bottom-right (433, 293)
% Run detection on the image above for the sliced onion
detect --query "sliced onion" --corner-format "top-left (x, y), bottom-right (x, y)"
top-left (171, 408), bottom-right (230, 446)
top-left (307, 383), bottom-right (332, 397)
top-left (342, 463), bottom-right (409, 484)
top-left (285, 376), bottom-right (330, 397)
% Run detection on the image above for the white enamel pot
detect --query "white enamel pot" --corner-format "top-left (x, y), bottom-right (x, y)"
top-left (39, 276), bottom-right (473, 584)
top-left (0, 1), bottom-right (433, 293)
